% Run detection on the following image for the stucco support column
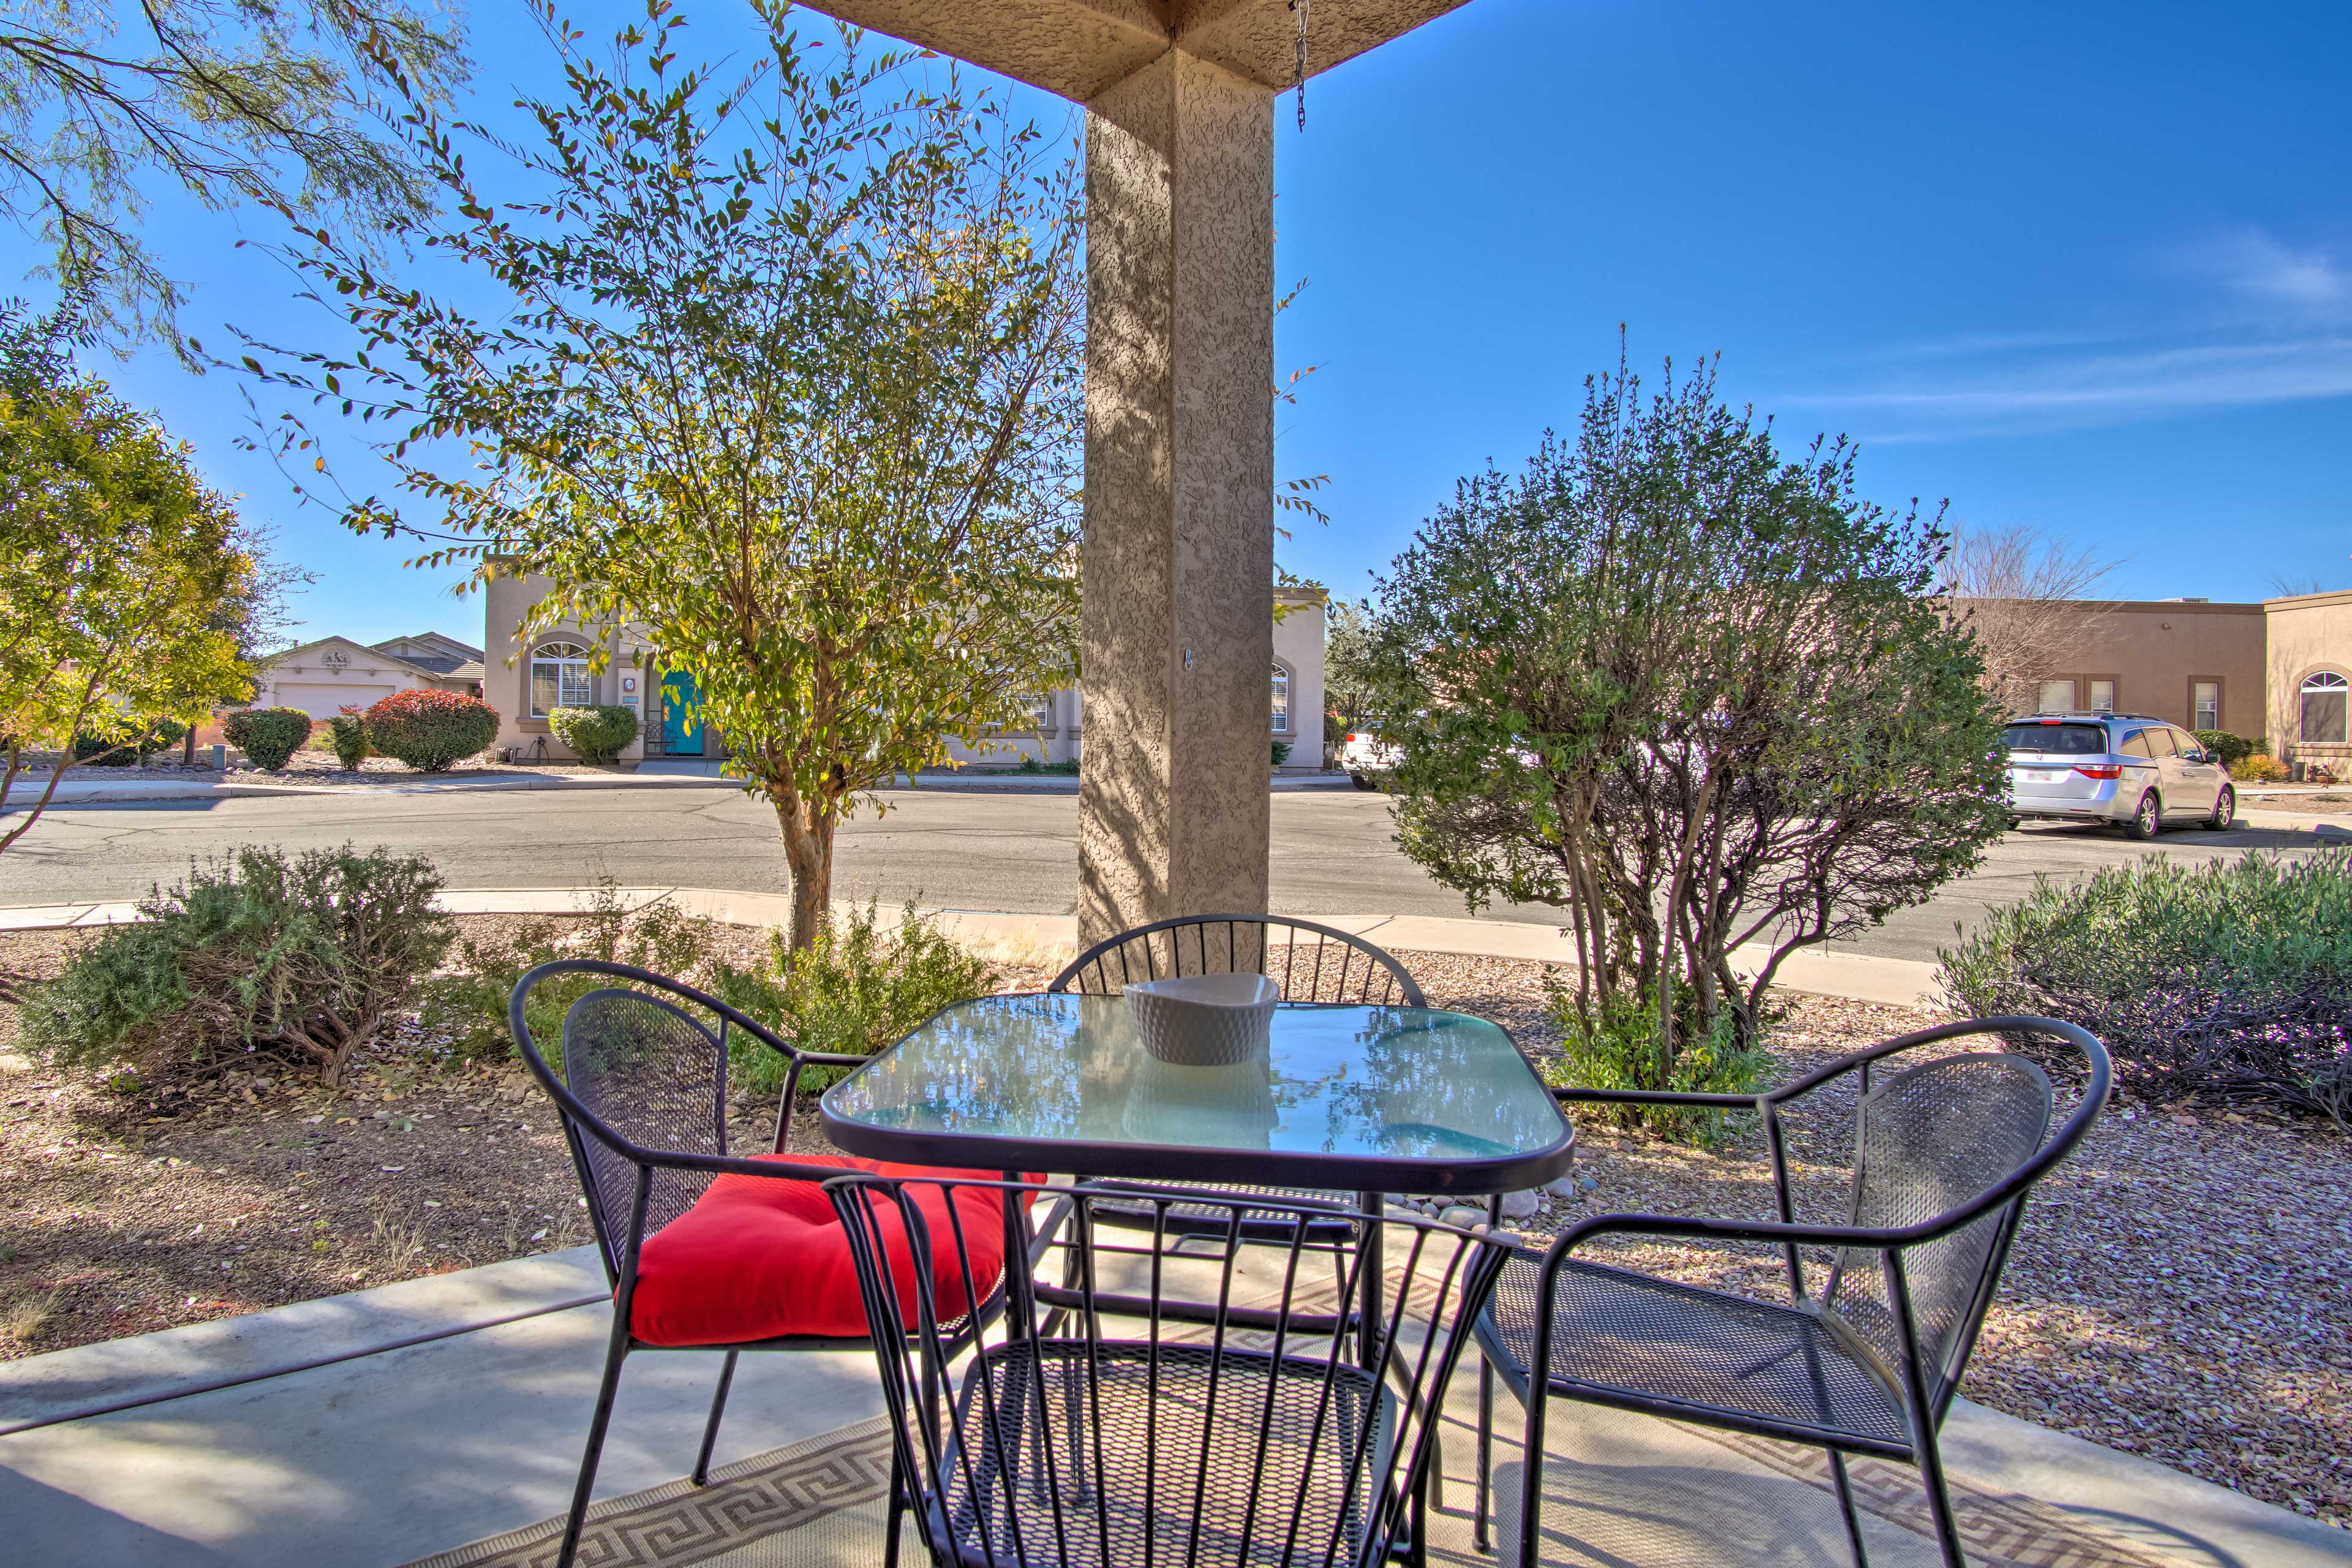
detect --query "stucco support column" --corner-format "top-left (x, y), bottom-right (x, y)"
top-left (1079, 51), bottom-right (1275, 946)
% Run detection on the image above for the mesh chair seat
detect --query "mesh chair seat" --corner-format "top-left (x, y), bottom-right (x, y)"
top-left (1479, 1251), bottom-right (1910, 1452)
top-left (1080, 1180), bottom-right (1358, 1243)
top-left (940, 1338), bottom-right (1388, 1568)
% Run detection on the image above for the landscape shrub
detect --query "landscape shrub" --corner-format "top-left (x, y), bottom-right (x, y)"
top-left (1542, 976), bottom-right (1771, 1145)
top-left (326, 709), bottom-right (369, 769)
top-left (710, 899), bottom-right (997, 1096)
top-left (548, 704), bottom-right (638, 764)
top-left (2193, 729), bottom-right (2254, 766)
top-left (72, 719), bottom-right (187, 767)
top-left (20, 845), bottom-right (453, 1085)
top-left (221, 707), bottom-right (313, 769)
top-left (1940, 851), bottom-right (2352, 1126)
top-left (2231, 753), bottom-right (2289, 783)
top-left (364, 689), bottom-right (499, 771)
top-left (420, 886), bottom-right (721, 1066)
top-left (1271, 741), bottom-right (1292, 767)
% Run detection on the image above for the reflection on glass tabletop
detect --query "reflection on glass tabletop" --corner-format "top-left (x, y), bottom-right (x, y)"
top-left (818, 994), bottom-right (1574, 1195)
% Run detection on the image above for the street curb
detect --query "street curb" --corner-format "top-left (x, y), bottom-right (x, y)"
top-left (0, 888), bottom-right (1945, 1008)
top-left (4, 771), bottom-right (1356, 806)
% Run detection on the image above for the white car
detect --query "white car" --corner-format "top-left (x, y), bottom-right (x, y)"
top-left (1338, 727), bottom-right (1399, 789)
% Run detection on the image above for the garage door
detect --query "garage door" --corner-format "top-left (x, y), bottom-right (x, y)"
top-left (273, 684), bottom-right (398, 717)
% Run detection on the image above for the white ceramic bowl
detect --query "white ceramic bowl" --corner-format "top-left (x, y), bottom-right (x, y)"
top-left (1124, 973), bottom-right (1280, 1066)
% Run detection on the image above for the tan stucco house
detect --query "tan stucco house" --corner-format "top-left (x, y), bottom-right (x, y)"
top-left (249, 633), bottom-right (485, 718)
top-left (481, 573), bottom-right (1329, 770)
top-left (2005, 589), bottom-right (2352, 775)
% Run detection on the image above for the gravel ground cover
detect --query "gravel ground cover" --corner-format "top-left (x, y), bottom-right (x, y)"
top-left (0, 929), bottom-right (2343, 1529)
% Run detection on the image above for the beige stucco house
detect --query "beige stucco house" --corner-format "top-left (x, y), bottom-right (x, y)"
top-left (2006, 590), bottom-right (2352, 775)
top-left (249, 633), bottom-right (485, 718)
top-left (481, 573), bottom-right (1329, 771)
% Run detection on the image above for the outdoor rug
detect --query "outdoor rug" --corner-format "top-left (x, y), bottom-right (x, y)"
top-left (402, 1396), bottom-right (2195, 1568)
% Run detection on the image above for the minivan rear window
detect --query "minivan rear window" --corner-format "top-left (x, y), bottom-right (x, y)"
top-left (2003, 723), bottom-right (2107, 756)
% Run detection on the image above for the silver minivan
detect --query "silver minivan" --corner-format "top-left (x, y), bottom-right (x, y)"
top-left (2004, 713), bottom-right (2235, 839)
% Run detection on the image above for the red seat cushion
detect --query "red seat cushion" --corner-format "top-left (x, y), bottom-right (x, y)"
top-left (628, 1155), bottom-right (1028, 1348)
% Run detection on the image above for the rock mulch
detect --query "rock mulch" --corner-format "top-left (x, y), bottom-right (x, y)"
top-left (1390, 949), bottom-right (2352, 1532)
top-left (0, 930), bottom-right (2344, 1531)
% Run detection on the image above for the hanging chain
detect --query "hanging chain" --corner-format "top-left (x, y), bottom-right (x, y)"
top-left (1290, 0), bottom-right (1310, 130)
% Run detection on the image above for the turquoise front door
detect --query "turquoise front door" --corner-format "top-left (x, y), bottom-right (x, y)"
top-left (660, 671), bottom-right (701, 755)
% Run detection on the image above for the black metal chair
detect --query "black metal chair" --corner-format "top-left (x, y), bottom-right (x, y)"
top-left (829, 1172), bottom-right (1510, 1568)
top-left (1048, 914), bottom-right (1427, 1250)
top-left (509, 959), bottom-right (1065, 1568)
top-left (1469, 1015), bottom-right (2110, 1568)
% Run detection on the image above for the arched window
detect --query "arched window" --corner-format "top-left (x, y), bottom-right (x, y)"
top-left (1270, 663), bottom-right (1291, 734)
top-left (530, 641), bottom-right (592, 717)
top-left (2302, 671), bottom-right (2350, 744)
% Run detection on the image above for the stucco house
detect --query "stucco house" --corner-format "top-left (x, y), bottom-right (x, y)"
top-left (480, 570), bottom-right (1328, 770)
top-left (2000, 588), bottom-right (2352, 775)
top-left (248, 633), bottom-right (485, 718)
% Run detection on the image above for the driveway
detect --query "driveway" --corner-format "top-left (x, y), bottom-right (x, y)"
top-left (0, 787), bottom-right (2326, 963)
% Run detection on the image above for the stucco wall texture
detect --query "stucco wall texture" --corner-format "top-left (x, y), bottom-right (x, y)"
top-left (2007, 600), bottom-right (2267, 736)
top-left (2265, 590), bottom-right (2352, 767)
top-left (1079, 51), bottom-right (1276, 946)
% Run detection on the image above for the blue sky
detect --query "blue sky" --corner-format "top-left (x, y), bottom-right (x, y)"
top-left (15, 0), bottom-right (2349, 649)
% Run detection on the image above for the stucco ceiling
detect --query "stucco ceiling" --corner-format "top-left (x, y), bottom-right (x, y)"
top-left (788, 0), bottom-right (1477, 101)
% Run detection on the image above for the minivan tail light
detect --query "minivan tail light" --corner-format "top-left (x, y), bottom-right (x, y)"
top-left (2073, 764), bottom-right (2123, 780)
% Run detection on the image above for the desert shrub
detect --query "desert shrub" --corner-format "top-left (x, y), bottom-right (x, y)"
top-left (2231, 753), bottom-right (2289, 783)
top-left (548, 704), bottom-right (638, 764)
top-left (326, 709), bottom-right (370, 769)
top-left (72, 719), bottom-right (187, 767)
top-left (1271, 740), bottom-right (1292, 767)
top-left (222, 707), bottom-right (313, 769)
top-left (364, 689), bottom-right (499, 771)
top-left (1939, 851), bottom-right (2352, 1126)
top-left (710, 899), bottom-right (997, 1096)
top-left (20, 846), bottom-right (453, 1084)
top-left (2193, 729), bottom-right (2253, 766)
top-left (1542, 976), bottom-right (1771, 1145)
top-left (420, 887), bottom-right (719, 1067)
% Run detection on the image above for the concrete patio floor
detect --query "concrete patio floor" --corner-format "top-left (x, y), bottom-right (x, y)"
top-left (4, 1237), bottom-right (2348, 1567)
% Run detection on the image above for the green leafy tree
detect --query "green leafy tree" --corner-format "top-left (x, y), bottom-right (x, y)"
top-left (1365, 353), bottom-right (2006, 1072)
top-left (0, 0), bottom-right (467, 353)
top-left (1324, 598), bottom-right (1379, 737)
top-left (0, 304), bottom-right (253, 862)
top-left (239, 5), bottom-right (1082, 951)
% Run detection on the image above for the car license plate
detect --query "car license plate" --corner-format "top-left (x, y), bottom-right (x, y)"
top-left (2020, 769), bottom-right (2064, 782)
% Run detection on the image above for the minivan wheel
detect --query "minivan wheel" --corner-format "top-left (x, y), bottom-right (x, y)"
top-left (2124, 791), bottom-right (2162, 840)
top-left (2205, 785), bottom-right (2236, 831)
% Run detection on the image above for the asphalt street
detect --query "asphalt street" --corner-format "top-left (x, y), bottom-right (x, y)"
top-left (0, 785), bottom-right (2326, 963)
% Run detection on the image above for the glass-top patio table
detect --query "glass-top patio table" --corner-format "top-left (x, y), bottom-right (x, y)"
top-left (823, 991), bottom-right (1572, 1385)
top-left (820, 992), bottom-right (1576, 1200)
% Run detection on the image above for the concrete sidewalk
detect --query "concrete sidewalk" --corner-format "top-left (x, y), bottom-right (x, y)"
top-left (4, 1231), bottom-right (2345, 1567)
top-left (0, 886), bottom-right (1947, 1008)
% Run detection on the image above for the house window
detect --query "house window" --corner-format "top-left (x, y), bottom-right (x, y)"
top-left (530, 641), bottom-right (592, 717)
top-left (1028, 693), bottom-right (1054, 731)
top-left (2037, 679), bottom-right (2076, 714)
top-left (2302, 671), bottom-right (2350, 744)
top-left (2087, 679), bottom-right (2116, 714)
top-left (2192, 680), bottom-right (2220, 732)
top-left (1270, 663), bottom-right (1291, 733)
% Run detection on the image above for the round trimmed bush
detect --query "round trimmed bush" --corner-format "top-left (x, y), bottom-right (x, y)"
top-left (548, 704), bottom-right (639, 765)
top-left (2193, 729), bottom-right (2253, 766)
top-left (73, 718), bottom-right (189, 767)
top-left (363, 690), bottom-right (500, 772)
top-left (222, 707), bottom-right (313, 770)
top-left (326, 710), bottom-right (370, 769)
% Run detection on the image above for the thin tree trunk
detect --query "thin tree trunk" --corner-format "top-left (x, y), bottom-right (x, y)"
top-left (775, 799), bottom-right (837, 953)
